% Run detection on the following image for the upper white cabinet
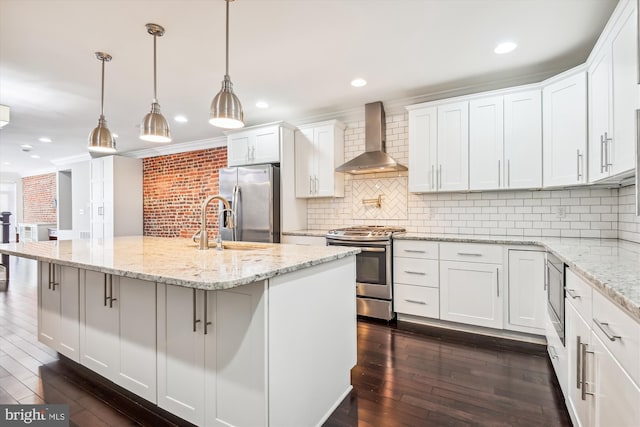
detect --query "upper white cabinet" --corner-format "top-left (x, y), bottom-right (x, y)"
top-left (227, 124), bottom-right (281, 166)
top-left (469, 90), bottom-right (542, 191)
top-left (504, 90), bottom-right (542, 189)
top-left (588, 0), bottom-right (638, 181)
top-left (543, 71), bottom-right (588, 187)
top-left (294, 120), bottom-right (345, 198)
top-left (90, 156), bottom-right (142, 239)
top-left (407, 102), bottom-right (468, 192)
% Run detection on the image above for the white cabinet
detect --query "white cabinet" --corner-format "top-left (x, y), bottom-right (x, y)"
top-left (439, 243), bottom-right (503, 329)
top-left (506, 250), bottom-right (546, 333)
top-left (393, 240), bottom-right (440, 318)
top-left (38, 262), bottom-right (80, 362)
top-left (294, 120), bottom-right (345, 198)
top-left (469, 96), bottom-right (503, 190)
top-left (90, 156), bottom-right (142, 239)
top-left (504, 90), bottom-right (542, 189)
top-left (543, 71), bottom-right (588, 187)
top-left (157, 282), bottom-right (267, 427)
top-left (566, 301), bottom-right (595, 427)
top-left (468, 90), bottom-right (542, 190)
top-left (80, 270), bottom-right (157, 403)
top-left (588, 0), bottom-right (638, 181)
top-left (227, 124), bottom-right (281, 166)
top-left (407, 101), bottom-right (468, 192)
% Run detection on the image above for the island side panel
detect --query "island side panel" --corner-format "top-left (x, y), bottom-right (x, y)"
top-left (267, 255), bottom-right (357, 427)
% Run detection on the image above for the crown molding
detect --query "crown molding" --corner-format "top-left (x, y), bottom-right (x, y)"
top-left (50, 153), bottom-right (91, 167)
top-left (122, 136), bottom-right (227, 159)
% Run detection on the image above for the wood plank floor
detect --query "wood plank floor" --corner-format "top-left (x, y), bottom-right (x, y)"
top-left (0, 256), bottom-right (571, 426)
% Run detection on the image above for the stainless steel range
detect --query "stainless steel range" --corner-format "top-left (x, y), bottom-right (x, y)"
top-left (326, 226), bottom-right (405, 320)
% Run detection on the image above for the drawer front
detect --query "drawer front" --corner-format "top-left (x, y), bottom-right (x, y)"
top-left (394, 284), bottom-right (439, 318)
top-left (592, 289), bottom-right (640, 385)
top-left (394, 258), bottom-right (438, 287)
top-left (394, 240), bottom-right (438, 259)
top-left (565, 268), bottom-right (593, 322)
top-left (439, 242), bottom-right (503, 264)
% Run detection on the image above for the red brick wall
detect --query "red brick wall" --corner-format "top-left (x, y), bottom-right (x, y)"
top-left (143, 148), bottom-right (228, 238)
top-left (22, 173), bottom-right (57, 223)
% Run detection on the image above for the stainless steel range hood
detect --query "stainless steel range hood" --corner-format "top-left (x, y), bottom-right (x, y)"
top-left (335, 101), bottom-right (408, 175)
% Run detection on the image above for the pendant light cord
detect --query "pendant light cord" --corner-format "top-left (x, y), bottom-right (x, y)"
top-left (225, 0), bottom-right (229, 77)
top-left (100, 57), bottom-right (105, 116)
top-left (153, 34), bottom-right (158, 102)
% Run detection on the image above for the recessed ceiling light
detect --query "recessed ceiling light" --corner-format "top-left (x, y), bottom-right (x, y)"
top-left (255, 101), bottom-right (269, 109)
top-left (494, 42), bottom-right (517, 54)
top-left (351, 78), bottom-right (367, 87)
top-left (30, 154), bottom-right (40, 159)
top-left (38, 137), bottom-right (52, 143)
top-left (20, 144), bottom-right (33, 151)
top-left (174, 115), bottom-right (188, 123)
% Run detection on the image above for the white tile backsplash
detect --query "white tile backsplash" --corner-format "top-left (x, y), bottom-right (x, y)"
top-left (307, 112), bottom-right (626, 240)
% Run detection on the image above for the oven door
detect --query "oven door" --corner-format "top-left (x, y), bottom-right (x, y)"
top-left (326, 240), bottom-right (391, 299)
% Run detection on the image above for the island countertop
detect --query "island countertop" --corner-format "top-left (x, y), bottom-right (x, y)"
top-left (0, 236), bottom-right (360, 290)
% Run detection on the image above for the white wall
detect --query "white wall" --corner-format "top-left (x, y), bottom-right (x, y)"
top-left (71, 161), bottom-right (91, 238)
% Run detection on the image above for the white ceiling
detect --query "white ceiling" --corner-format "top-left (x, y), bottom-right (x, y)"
top-left (0, 0), bottom-right (618, 176)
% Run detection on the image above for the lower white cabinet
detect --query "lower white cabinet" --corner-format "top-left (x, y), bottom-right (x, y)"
top-left (507, 250), bottom-right (546, 332)
top-left (157, 282), bottom-right (266, 427)
top-left (80, 271), bottom-right (157, 403)
top-left (38, 262), bottom-right (80, 362)
top-left (440, 260), bottom-right (503, 329)
top-left (566, 301), bottom-right (594, 427)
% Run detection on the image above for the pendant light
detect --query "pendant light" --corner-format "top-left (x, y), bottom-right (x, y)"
top-left (88, 52), bottom-right (117, 153)
top-left (140, 23), bottom-right (171, 142)
top-left (209, 0), bottom-right (244, 129)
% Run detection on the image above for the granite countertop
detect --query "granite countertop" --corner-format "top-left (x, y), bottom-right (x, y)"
top-left (396, 233), bottom-right (640, 322)
top-left (0, 236), bottom-right (359, 291)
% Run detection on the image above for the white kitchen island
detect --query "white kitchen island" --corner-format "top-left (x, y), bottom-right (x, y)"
top-left (0, 237), bottom-right (359, 427)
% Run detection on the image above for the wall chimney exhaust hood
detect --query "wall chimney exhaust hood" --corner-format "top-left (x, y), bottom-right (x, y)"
top-left (335, 101), bottom-right (407, 174)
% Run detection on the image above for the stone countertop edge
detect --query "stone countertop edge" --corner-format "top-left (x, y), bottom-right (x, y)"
top-left (282, 230), bottom-right (329, 237)
top-left (395, 233), bottom-right (640, 323)
top-left (0, 240), bottom-right (360, 291)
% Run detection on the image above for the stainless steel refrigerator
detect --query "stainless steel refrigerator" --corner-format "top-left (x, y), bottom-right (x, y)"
top-left (218, 164), bottom-right (280, 243)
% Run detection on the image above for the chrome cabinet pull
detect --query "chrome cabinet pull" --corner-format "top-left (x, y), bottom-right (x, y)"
top-left (566, 288), bottom-right (581, 299)
top-left (309, 176), bottom-right (312, 194)
top-left (600, 134), bottom-right (606, 173)
top-left (315, 176), bottom-right (319, 195)
top-left (404, 249), bottom-right (426, 254)
top-left (496, 267), bottom-right (499, 297)
top-left (604, 132), bottom-right (612, 169)
top-left (593, 319), bottom-right (621, 342)
top-left (507, 159), bottom-right (511, 187)
top-left (204, 292), bottom-right (213, 335)
top-left (498, 159), bottom-right (501, 188)
top-left (581, 343), bottom-right (595, 400)
top-left (431, 165), bottom-right (435, 189)
top-left (47, 263), bottom-right (52, 290)
top-left (576, 149), bottom-right (583, 181)
top-left (404, 270), bottom-right (426, 275)
top-left (456, 252), bottom-right (482, 256)
top-left (577, 336), bottom-right (582, 389)
top-left (103, 274), bottom-right (108, 307)
top-left (405, 299), bottom-right (427, 305)
top-left (544, 258), bottom-right (548, 291)
top-left (51, 265), bottom-right (59, 291)
top-left (439, 165), bottom-right (442, 189)
top-left (192, 289), bottom-right (201, 332)
top-left (108, 275), bottom-right (116, 308)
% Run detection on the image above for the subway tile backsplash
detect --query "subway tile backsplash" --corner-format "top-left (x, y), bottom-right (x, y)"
top-left (307, 112), bottom-right (633, 241)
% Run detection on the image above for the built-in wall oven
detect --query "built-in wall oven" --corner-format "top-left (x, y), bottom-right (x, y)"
top-left (546, 252), bottom-right (565, 345)
top-left (326, 226), bottom-right (405, 321)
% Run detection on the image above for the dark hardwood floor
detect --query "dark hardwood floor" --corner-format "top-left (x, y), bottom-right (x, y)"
top-left (0, 256), bottom-right (571, 426)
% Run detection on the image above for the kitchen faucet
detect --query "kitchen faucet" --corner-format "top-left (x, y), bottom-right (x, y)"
top-left (196, 195), bottom-right (235, 250)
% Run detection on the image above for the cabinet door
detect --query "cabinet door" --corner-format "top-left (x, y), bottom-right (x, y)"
top-left (588, 51), bottom-right (613, 182)
top-left (543, 72), bottom-right (587, 186)
top-left (437, 101), bottom-right (469, 191)
top-left (314, 125), bottom-right (336, 197)
top-left (38, 262), bottom-right (59, 349)
top-left (116, 276), bottom-right (157, 403)
top-left (157, 285), bottom-right (206, 426)
top-left (610, 10), bottom-right (639, 175)
top-left (408, 107), bottom-right (438, 192)
top-left (440, 261), bottom-right (502, 329)
top-left (591, 331), bottom-right (640, 427)
top-left (227, 133), bottom-right (251, 167)
top-left (469, 96), bottom-right (503, 190)
top-left (566, 302), bottom-right (594, 427)
top-left (253, 127), bottom-right (280, 164)
top-left (294, 128), bottom-right (315, 198)
top-left (58, 265), bottom-right (80, 361)
top-left (504, 90), bottom-right (542, 189)
top-left (81, 270), bottom-right (118, 378)
top-left (507, 250), bottom-right (545, 331)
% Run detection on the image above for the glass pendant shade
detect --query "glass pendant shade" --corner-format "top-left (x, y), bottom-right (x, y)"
top-left (88, 52), bottom-right (116, 153)
top-left (209, 75), bottom-right (244, 129)
top-left (88, 115), bottom-right (117, 153)
top-left (140, 101), bottom-right (171, 142)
